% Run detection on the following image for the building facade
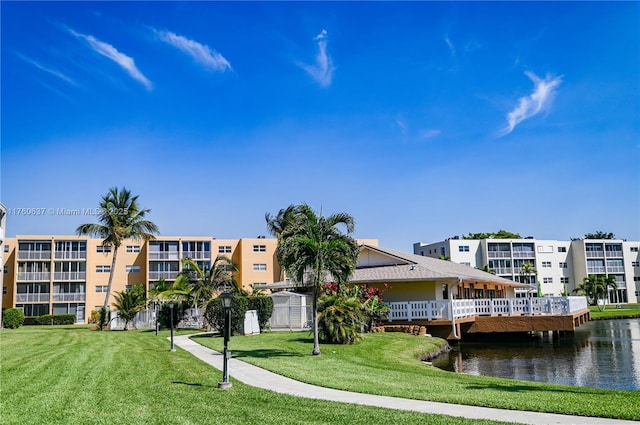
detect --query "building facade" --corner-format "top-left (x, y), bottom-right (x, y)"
top-left (0, 203), bottom-right (6, 327)
top-left (414, 238), bottom-right (640, 303)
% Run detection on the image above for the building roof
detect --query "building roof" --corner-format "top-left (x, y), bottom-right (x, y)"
top-left (352, 245), bottom-right (526, 287)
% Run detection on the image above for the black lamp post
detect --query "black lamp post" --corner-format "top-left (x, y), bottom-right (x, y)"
top-left (169, 301), bottom-right (176, 352)
top-left (154, 301), bottom-right (159, 336)
top-left (218, 291), bottom-right (234, 389)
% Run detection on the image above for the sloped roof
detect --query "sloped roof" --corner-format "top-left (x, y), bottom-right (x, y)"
top-left (351, 245), bottom-right (526, 287)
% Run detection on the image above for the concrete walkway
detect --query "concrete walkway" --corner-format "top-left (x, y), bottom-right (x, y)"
top-left (173, 334), bottom-right (636, 425)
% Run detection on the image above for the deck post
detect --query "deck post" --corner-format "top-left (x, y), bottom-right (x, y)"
top-left (407, 302), bottom-right (412, 322)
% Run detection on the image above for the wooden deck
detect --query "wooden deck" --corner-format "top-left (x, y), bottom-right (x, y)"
top-left (385, 296), bottom-right (590, 340)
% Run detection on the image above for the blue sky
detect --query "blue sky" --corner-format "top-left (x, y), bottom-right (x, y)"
top-left (2, 1), bottom-right (639, 250)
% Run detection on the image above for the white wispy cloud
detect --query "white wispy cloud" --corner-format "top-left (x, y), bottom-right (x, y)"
top-left (500, 71), bottom-right (562, 136)
top-left (299, 29), bottom-right (334, 87)
top-left (14, 52), bottom-right (78, 86)
top-left (68, 28), bottom-right (152, 91)
top-left (154, 29), bottom-right (232, 72)
top-left (419, 129), bottom-right (442, 139)
top-left (444, 36), bottom-right (456, 57)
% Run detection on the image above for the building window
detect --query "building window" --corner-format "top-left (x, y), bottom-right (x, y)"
top-left (218, 246), bottom-right (232, 253)
top-left (537, 245), bottom-right (553, 253)
top-left (126, 265), bottom-right (140, 273)
top-left (125, 285), bottom-right (133, 291)
top-left (559, 262), bottom-right (567, 268)
top-left (126, 245), bottom-right (140, 253)
top-left (96, 265), bottom-right (111, 273)
top-left (253, 264), bottom-right (267, 271)
top-left (96, 286), bottom-right (108, 293)
top-left (543, 277), bottom-right (553, 284)
top-left (440, 247), bottom-right (446, 256)
top-left (558, 247), bottom-right (567, 253)
top-left (542, 261), bottom-right (552, 268)
top-left (3, 245), bottom-right (9, 252)
top-left (560, 277), bottom-right (570, 284)
top-left (3, 266), bottom-right (8, 274)
top-left (634, 277), bottom-right (640, 282)
top-left (631, 247), bottom-right (639, 252)
top-left (96, 245), bottom-right (112, 253)
top-left (2, 286), bottom-right (6, 295)
top-left (253, 245), bottom-right (267, 252)
top-left (458, 245), bottom-right (470, 252)
top-left (632, 261), bottom-right (640, 267)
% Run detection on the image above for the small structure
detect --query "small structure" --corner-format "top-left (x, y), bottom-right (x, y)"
top-left (268, 290), bottom-right (312, 330)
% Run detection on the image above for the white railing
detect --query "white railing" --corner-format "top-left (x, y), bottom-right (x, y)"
top-left (52, 293), bottom-right (86, 302)
top-left (53, 272), bottom-right (86, 281)
top-left (17, 272), bottom-right (50, 281)
top-left (181, 251), bottom-right (211, 260)
top-left (18, 251), bottom-right (51, 260)
top-left (586, 251), bottom-right (604, 258)
top-left (16, 293), bottom-right (50, 303)
top-left (512, 251), bottom-right (535, 258)
top-left (493, 267), bottom-right (513, 275)
top-left (148, 252), bottom-right (179, 260)
top-left (387, 296), bottom-right (589, 322)
top-left (149, 271), bottom-right (178, 280)
top-left (54, 251), bottom-right (87, 259)
top-left (605, 250), bottom-right (623, 258)
top-left (587, 266), bottom-right (606, 274)
top-left (606, 266), bottom-right (625, 273)
top-left (488, 251), bottom-right (512, 258)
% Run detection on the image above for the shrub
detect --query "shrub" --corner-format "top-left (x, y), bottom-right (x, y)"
top-left (23, 317), bottom-right (40, 326)
top-left (3, 308), bottom-right (26, 329)
top-left (36, 314), bottom-right (76, 325)
top-left (205, 296), bottom-right (248, 336)
top-left (97, 306), bottom-right (110, 331)
top-left (89, 310), bottom-right (100, 324)
top-left (318, 295), bottom-right (364, 344)
top-left (247, 296), bottom-right (274, 331)
top-left (158, 302), bottom-right (187, 329)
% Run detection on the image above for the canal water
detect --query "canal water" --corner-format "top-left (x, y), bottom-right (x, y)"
top-left (431, 318), bottom-right (640, 390)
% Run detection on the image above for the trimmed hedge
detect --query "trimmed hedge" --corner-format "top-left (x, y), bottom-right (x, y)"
top-left (24, 314), bottom-right (76, 326)
top-left (205, 296), bottom-right (248, 336)
top-left (247, 296), bottom-right (274, 331)
top-left (3, 308), bottom-right (25, 329)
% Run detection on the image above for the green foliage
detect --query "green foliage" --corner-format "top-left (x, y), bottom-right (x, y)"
top-left (89, 309), bottom-right (100, 324)
top-left (339, 284), bottom-right (390, 332)
top-left (181, 255), bottom-right (241, 309)
top-left (112, 284), bottom-right (147, 330)
top-left (2, 308), bottom-right (25, 329)
top-left (97, 306), bottom-right (110, 331)
top-left (158, 302), bottom-right (187, 329)
top-left (573, 275), bottom-right (618, 310)
top-left (35, 314), bottom-right (76, 325)
top-left (247, 296), bottom-right (274, 331)
top-left (204, 296), bottom-right (248, 335)
top-left (584, 231), bottom-right (616, 240)
top-left (318, 295), bottom-right (364, 344)
top-left (463, 230), bottom-right (522, 240)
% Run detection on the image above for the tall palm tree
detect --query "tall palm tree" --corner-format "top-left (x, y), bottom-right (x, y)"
top-left (181, 255), bottom-right (240, 313)
top-left (272, 204), bottom-right (360, 355)
top-left (265, 205), bottom-right (299, 282)
top-left (519, 263), bottom-right (537, 297)
top-left (579, 274), bottom-right (618, 311)
top-left (76, 187), bottom-right (159, 310)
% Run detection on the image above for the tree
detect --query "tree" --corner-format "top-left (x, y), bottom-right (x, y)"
top-left (519, 263), bottom-right (537, 296)
top-left (265, 205), bottom-right (299, 282)
top-left (584, 231), bottom-right (616, 240)
top-left (112, 284), bottom-right (146, 330)
top-left (575, 275), bottom-right (618, 311)
top-left (463, 230), bottom-right (522, 240)
top-left (76, 187), bottom-right (159, 310)
top-left (181, 255), bottom-right (240, 314)
top-left (269, 204), bottom-right (360, 355)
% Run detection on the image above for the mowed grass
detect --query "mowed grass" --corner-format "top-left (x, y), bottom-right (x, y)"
top-left (195, 331), bottom-right (640, 420)
top-left (0, 326), bottom-right (513, 425)
top-left (589, 303), bottom-right (640, 319)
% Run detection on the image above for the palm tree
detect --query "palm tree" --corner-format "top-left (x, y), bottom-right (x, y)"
top-left (112, 284), bottom-right (146, 330)
top-left (76, 187), bottom-right (159, 310)
top-left (265, 205), bottom-right (299, 282)
top-left (271, 204), bottom-right (360, 355)
top-left (519, 263), bottom-right (537, 296)
top-left (579, 274), bottom-right (618, 311)
top-left (181, 255), bottom-right (240, 313)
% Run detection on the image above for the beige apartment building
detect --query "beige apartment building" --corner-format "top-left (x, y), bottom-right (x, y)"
top-left (2, 235), bottom-right (284, 323)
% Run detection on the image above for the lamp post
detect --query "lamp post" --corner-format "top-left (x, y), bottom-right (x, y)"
top-left (169, 301), bottom-right (176, 352)
top-left (218, 291), bottom-right (234, 389)
top-left (154, 301), bottom-right (159, 336)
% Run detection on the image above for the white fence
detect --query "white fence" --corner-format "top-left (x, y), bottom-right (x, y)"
top-left (387, 296), bottom-right (588, 322)
top-left (270, 305), bottom-right (313, 330)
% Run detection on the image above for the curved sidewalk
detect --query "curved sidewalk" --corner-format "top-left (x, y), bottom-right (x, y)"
top-left (173, 334), bottom-right (636, 425)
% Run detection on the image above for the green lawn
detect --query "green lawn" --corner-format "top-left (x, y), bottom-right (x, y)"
top-left (589, 303), bottom-right (640, 319)
top-left (0, 326), bottom-right (512, 425)
top-left (195, 330), bottom-right (640, 420)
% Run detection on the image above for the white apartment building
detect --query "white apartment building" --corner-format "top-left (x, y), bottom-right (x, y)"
top-left (414, 237), bottom-right (640, 303)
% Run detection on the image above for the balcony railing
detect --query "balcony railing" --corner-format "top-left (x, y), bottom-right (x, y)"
top-left (148, 252), bottom-right (179, 260)
top-left (606, 266), bottom-right (625, 274)
top-left (587, 266), bottom-right (606, 274)
top-left (53, 272), bottom-right (86, 281)
top-left (181, 250), bottom-right (212, 260)
top-left (149, 271), bottom-right (179, 280)
top-left (17, 272), bottom-right (51, 281)
top-left (54, 251), bottom-right (87, 260)
top-left (16, 293), bottom-right (50, 303)
top-left (18, 251), bottom-right (51, 260)
top-left (493, 267), bottom-right (513, 275)
top-left (512, 251), bottom-right (535, 258)
top-left (586, 251), bottom-right (605, 258)
top-left (386, 296), bottom-right (588, 322)
top-left (488, 251), bottom-right (512, 258)
top-left (52, 293), bottom-right (86, 302)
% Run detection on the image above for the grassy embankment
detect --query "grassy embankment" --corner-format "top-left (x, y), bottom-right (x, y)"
top-left (195, 330), bottom-right (640, 420)
top-left (0, 325), bottom-right (511, 425)
top-left (589, 303), bottom-right (640, 319)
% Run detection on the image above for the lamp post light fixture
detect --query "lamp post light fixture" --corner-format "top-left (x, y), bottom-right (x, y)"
top-left (218, 291), bottom-right (234, 389)
top-left (169, 301), bottom-right (176, 352)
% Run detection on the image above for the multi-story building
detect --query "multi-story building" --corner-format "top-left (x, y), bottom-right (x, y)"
top-left (0, 203), bottom-right (6, 328)
top-left (2, 234), bottom-right (378, 324)
top-left (414, 237), bottom-right (640, 303)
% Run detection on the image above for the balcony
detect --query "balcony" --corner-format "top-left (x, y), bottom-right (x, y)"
top-left (53, 272), bottom-right (86, 281)
top-left (512, 251), bottom-right (535, 259)
top-left (182, 250), bottom-right (212, 260)
top-left (586, 251), bottom-right (605, 258)
top-left (149, 271), bottom-right (179, 280)
top-left (606, 266), bottom-right (625, 274)
top-left (17, 272), bottom-right (51, 281)
top-left (587, 266), bottom-right (606, 274)
top-left (488, 251), bottom-right (512, 258)
top-left (16, 293), bottom-right (50, 303)
top-left (493, 267), bottom-right (513, 275)
top-left (54, 251), bottom-right (87, 260)
top-left (18, 250), bottom-right (51, 260)
top-left (605, 251), bottom-right (624, 258)
top-left (52, 293), bottom-right (86, 302)
top-left (148, 252), bottom-right (179, 260)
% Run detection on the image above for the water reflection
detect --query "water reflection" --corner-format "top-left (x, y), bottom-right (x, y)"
top-left (432, 318), bottom-right (640, 390)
